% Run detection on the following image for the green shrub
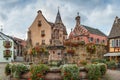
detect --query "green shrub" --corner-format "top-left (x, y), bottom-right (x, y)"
top-left (106, 60), bottom-right (117, 69)
top-left (30, 64), bottom-right (49, 80)
top-left (5, 63), bottom-right (11, 75)
top-left (49, 60), bottom-right (62, 67)
top-left (85, 64), bottom-right (101, 80)
top-left (80, 60), bottom-right (87, 66)
top-left (61, 64), bottom-right (79, 80)
top-left (97, 63), bottom-right (107, 76)
top-left (91, 59), bottom-right (107, 63)
top-left (5, 63), bottom-right (29, 78)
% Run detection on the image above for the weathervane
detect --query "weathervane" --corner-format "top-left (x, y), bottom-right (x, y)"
top-left (77, 12), bottom-right (79, 16)
top-left (58, 6), bottom-right (60, 10)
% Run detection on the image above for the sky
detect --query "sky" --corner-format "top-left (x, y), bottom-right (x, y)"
top-left (0, 0), bottom-right (120, 40)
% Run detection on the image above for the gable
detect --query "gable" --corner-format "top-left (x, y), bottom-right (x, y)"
top-left (109, 18), bottom-right (120, 38)
top-left (29, 11), bottom-right (52, 31)
top-left (73, 25), bottom-right (87, 36)
top-left (0, 35), bottom-right (4, 40)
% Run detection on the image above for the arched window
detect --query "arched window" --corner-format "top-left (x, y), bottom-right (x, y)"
top-left (53, 51), bottom-right (55, 54)
top-left (96, 38), bottom-right (99, 44)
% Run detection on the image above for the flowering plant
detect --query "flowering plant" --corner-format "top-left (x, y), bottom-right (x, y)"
top-left (3, 50), bottom-right (12, 60)
top-left (3, 41), bottom-right (12, 48)
top-left (86, 43), bottom-right (96, 54)
top-left (5, 63), bottom-right (29, 78)
top-left (30, 64), bottom-right (49, 80)
top-left (61, 64), bottom-right (79, 80)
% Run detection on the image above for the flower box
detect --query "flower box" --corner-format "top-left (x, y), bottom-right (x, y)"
top-left (41, 34), bottom-right (45, 37)
top-left (67, 49), bottom-right (75, 54)
top-left (3, 41), bottom-right (12, 48)
top-left (3, 50), bottom-right (12, 60)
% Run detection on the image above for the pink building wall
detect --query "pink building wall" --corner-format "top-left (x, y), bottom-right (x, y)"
top-left (70, 33), bottom-right (107, 45)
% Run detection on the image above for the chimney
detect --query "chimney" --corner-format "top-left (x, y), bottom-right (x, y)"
top-left (115, 16), bottom-right (118, 23)
top-left (75, 12), bottom-right (80, 26)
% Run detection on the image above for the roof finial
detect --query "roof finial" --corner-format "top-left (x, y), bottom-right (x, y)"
top-left (0, 25), bottom-right (3, 32)
top-left (77, 12), bottom-right (79, 16)
top-left (71, 28), bottom-right (73, 32)
top-left (58, 6), bottom-right (59, 10)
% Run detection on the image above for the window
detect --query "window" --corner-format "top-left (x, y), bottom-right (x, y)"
top-left (116, 39), bottom-right (119, 47)
top-left (41, 30), bottom-right (45, 37)
top-left (111, 39), bottom-right (120, 47)
top-left (42, 40), bottom-right (45, 45)
top-left (112, 39), bottom-right (114, 47)
top-left (96, 39), bottom-right (99, 44)
top-left (102, 40), bottom-right (105, 43)
top-left (60, 34), bottom-right (62, 37)
top-left (36, 42), bottom-right (39, 45)
top-left (89, 37), bottom-right (93, 42)
top-left (38, 20), bottom-right (41, 26)
top-left (119, 39), bottom-right (120, 47)
top-left (53, 51), bottom-right (55, 54)
top-left (58, 53), bottom-right (61, 55)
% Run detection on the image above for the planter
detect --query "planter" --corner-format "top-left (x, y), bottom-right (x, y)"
top-left (79, 71), bottom-right (88, 79)
top-left (20, 72), bottom-right (31, 79)
top-left (41, 34), bottom-right (45, 37)
top-left (67, 49), bottom-right (75, 54)
top-left (45, 72), bottom-right (62, 80)
top-left (3, 41), bottom-right (12, 48)
top-left (3, 50), bottom-right (12, 60)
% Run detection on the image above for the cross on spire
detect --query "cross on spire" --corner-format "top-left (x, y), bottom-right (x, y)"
top-left (77, 12), bottom-right (79, 16)
top-left (58, 6), bottom-right (60, 10)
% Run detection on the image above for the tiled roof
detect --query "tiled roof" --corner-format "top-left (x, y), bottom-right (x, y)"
top-left (48, 22), bottom-right (54, 27)
top-left (55, 9), bottom-right (62, 24)
top-left (108, 17), bottom-right (120, 38)
top-left (82, 25), bottom-right (107, 37)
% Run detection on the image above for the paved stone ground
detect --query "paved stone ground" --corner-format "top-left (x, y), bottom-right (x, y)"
top-left (106, 69), bottom-right (120, 80)
top-left (1, 63), bottom-right (120, 80)
top-left (0, 63), bottom-right (9, 80)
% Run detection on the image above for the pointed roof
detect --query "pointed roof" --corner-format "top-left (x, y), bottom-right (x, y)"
top-left (82, 25), bottom-right (106, 37)
top-left (55, 9), bottom-right (62, 24)
top-left (109, 16), bottom-right (120, 38)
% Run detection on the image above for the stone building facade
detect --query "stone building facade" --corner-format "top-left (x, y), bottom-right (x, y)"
top-left (27, 10), bottom-right (67, 61)
top-left (104, 16), bottom-right (120, 62)
top-left (69, 13), bottom-right (107, 45)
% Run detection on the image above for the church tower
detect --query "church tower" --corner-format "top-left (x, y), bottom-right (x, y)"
top-left (51, 9), bottom-right (67, 46)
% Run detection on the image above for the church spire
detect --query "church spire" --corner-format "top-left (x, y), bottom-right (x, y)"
top-left (55, 7), bottom-right (62, 24)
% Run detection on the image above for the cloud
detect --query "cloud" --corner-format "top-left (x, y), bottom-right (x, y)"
top-left (0, 0), bottom-right (120, 40)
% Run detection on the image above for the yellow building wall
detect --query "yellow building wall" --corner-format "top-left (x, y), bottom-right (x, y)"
top-left (109, 47), bottom-right (114, 52)
top-left (29, 11), bottom-right (51, 46)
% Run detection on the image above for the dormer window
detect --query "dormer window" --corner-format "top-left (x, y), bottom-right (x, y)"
top-left (38, 20), bottom-right (41, 26)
